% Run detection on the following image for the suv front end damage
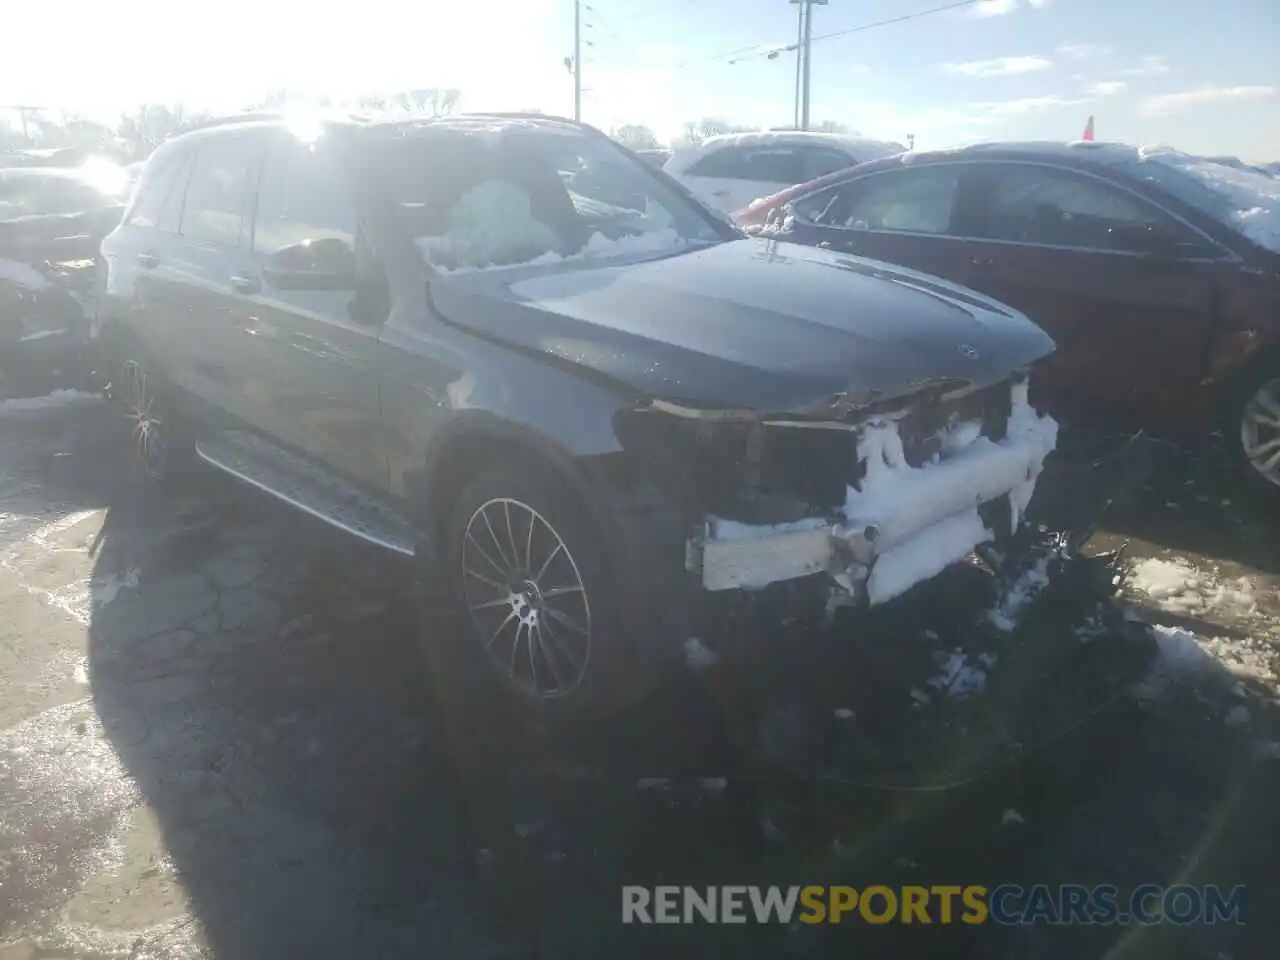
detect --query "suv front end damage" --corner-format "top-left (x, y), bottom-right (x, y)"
top-left (631, 374), bottom-right (1058, 609)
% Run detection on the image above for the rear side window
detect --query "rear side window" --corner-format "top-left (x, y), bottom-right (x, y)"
top-left (799, 146), bottom-right (856, 181)
top-left (689, 146), bottom-right (810, 183)
top-left (127, 153), bottom-right (186, 228)
top-left (979, 164), bottom-right (1177, 251)
top-left (180, 136), bottom-right (263, 247)
top-left (252, 137), bottom-right (358, 254)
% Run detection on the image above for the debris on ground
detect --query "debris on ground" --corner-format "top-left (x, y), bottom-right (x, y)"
top-left (1001, 808), bottom-right (1026, 827)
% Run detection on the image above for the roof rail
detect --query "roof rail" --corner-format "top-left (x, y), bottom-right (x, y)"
top-left (446, 112), bottom-right (605, 135)
top-left (176, 111), bottom-right (294, 134)
top-left (173, 109), bottom-right (367, 138)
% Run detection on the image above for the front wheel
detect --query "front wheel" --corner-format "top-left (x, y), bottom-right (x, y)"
top-left (110, 356), bottom-right (193, 487)
top-left (436, 464), bottom-right (635, 723)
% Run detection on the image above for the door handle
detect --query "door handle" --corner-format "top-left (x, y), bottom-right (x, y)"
top-left (229, 273), bottom-right (261, 294)
top-left (967, 256), bottom-right (995, 268)
top-left (136, 252), bottom-right (160, 268)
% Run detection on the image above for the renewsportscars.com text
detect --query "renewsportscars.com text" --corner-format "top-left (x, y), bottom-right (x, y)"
top-left (621, 884), bottom-right (1247, 926)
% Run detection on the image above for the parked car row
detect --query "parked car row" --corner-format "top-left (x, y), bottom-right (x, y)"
top-left (25, 110), bottom-right (1273, 722)
top-left (1, 162), bottom-right (133, 385)
top-left (734, 141), bottom-right (1280, 494)
top-left (96, 111), bottom-right (1058, 721)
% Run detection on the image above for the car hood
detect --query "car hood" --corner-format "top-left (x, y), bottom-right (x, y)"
top-left (428, 237), bottom-right (1056, 412)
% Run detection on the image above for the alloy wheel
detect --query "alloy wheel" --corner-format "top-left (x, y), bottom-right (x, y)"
top-left (121, 360), bottom-right (168, 480)
top-left (1241, 378), bottom-right (1280, 488)
top-left (460, 497), bottom-right (592, 699)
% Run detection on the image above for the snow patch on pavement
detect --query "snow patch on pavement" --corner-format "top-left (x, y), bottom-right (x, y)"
top-left (684, 636), bottom-right (720, 670)
top-left (1128, 557), bottom-right (1257, 618)
top-left (926, 649), bottom-right (988, 699)
top-left (0, 390), bottom-right (103, 415)
top-left (1133, 624), bottom-right (1277, 700)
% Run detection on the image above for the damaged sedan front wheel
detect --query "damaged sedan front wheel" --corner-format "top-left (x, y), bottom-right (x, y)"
top-left (444, 465), bottom-right (632, 722)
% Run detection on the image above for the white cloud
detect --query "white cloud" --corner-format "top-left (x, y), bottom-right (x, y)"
top-left (969, 0), bottom-right (1052, 16)
top-left (1086, 81), bottom-right (1127, 96)
top-left (976, 94), bottom-right (1091, 118)
top-left (1059, 43), bottom-right (1113, 60)
top-left (1121, 55), bottom-right (1173, 77)
top-left (943, 55), bottom-right (1053, 77)
top-left (970, 0), bottom-right (1018, 16)
top-left (1140, 85), bottom-right (1277, 117)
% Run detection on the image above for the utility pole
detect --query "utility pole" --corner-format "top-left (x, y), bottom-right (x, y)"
top-left (788, 0), bottom-right (826, 131)
top-left (792, 1), bottom-right (804, 128)
top-left (573, 0), bottom-right (583, 122)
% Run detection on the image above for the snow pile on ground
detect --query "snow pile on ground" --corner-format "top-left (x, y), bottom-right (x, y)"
top-left (0, 389), bottom-right (102, 415)
top-left (1141, 147), bottom-right (1280, 253)
top-left (1128, 557), bottom-right (1257, 618)
top-left (1134, 623), bottom-right (1277, 700)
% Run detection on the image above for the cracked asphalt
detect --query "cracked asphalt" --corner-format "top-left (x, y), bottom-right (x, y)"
top-left (1, 394), bottom-right (1278, 959)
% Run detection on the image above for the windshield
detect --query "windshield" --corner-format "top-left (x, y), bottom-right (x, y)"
top-left (364, 124), bottom-right (725, 272)
top-left (1124, 149), bottom-right (1280, 254)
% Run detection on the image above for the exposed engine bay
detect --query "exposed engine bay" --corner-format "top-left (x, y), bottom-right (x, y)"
top-left (615, 373), bottom-right (1058, 607)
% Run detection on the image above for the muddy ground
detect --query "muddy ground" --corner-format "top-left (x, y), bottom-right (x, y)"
top-left (1, 392), bottom-right (1277, 959)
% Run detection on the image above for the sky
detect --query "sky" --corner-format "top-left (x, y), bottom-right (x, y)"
top-left (2, 0), bottom-right (1277, 159)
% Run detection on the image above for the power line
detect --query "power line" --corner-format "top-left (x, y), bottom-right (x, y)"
top-left (682, 0), bottom-right (986, 69)
top-left (745, 0), bottom-right (987, 64)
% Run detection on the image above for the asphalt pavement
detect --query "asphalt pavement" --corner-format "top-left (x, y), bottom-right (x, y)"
top-left (1, 392), bottom-right (1277, 959)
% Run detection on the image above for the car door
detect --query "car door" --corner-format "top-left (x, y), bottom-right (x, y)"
top-left (149, 132), bottom-right (268, 425)
top-left (786, 163), bottom-right (977, 286)
top-left (235, 132), bottom-right (388, 490)
top-left (958, 161), bottom-right (1220, 429)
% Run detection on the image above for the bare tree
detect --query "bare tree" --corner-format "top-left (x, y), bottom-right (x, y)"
top-left (611, 124), bottom-right (659, 150)
top-left (672, 117), bottom-right (755, 149)
top-left (116, 103), bottom-right (212, 158)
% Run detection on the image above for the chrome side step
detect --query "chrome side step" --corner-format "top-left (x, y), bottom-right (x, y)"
top-left (195, 431), bottom-right (416, 556)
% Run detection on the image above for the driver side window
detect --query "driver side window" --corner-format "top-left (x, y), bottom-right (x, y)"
top-left (791, 166), bottom-right (961, 235)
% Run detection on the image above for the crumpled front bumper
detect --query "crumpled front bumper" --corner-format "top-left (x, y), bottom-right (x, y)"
top-left (685, 380), bottom-right (1059, 606)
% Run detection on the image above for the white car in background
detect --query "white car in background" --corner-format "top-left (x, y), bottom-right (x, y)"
top-left (663, 130), bottom-right (904, 214)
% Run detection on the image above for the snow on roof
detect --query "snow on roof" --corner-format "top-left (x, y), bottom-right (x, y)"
top-left (668, 129), bottom-right (905, 168)
top-left (901, 140), bottom-right (1145, 165)
top-left (1138, 146), bottom-right (1280, 253)
top-left (898, 139), bottom-right (1280, 253)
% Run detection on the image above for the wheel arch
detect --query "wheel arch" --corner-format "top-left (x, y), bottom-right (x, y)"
top-left (408, 413), bottom-right (624, 576)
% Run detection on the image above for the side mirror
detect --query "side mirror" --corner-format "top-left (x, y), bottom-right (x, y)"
top-left (263, 238), bottom-right (358, 291)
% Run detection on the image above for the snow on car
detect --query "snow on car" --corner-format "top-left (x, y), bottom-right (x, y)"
top-left (663, 130), bottom-right (904, 214)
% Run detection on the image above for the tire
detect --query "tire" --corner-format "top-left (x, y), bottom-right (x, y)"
top-left (437, 463), bottom-right (634, 724)
top-left (108, 354), bottom-right (195, 489)
top-left (1228, 363), bottom-right (1280, 498)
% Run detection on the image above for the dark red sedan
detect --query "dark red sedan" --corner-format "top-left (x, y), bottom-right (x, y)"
top-left (735, 142), bottom-right (1280, 492)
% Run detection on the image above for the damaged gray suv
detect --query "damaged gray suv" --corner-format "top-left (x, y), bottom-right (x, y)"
top-left (98, 112), bottom-right (1058, 720)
